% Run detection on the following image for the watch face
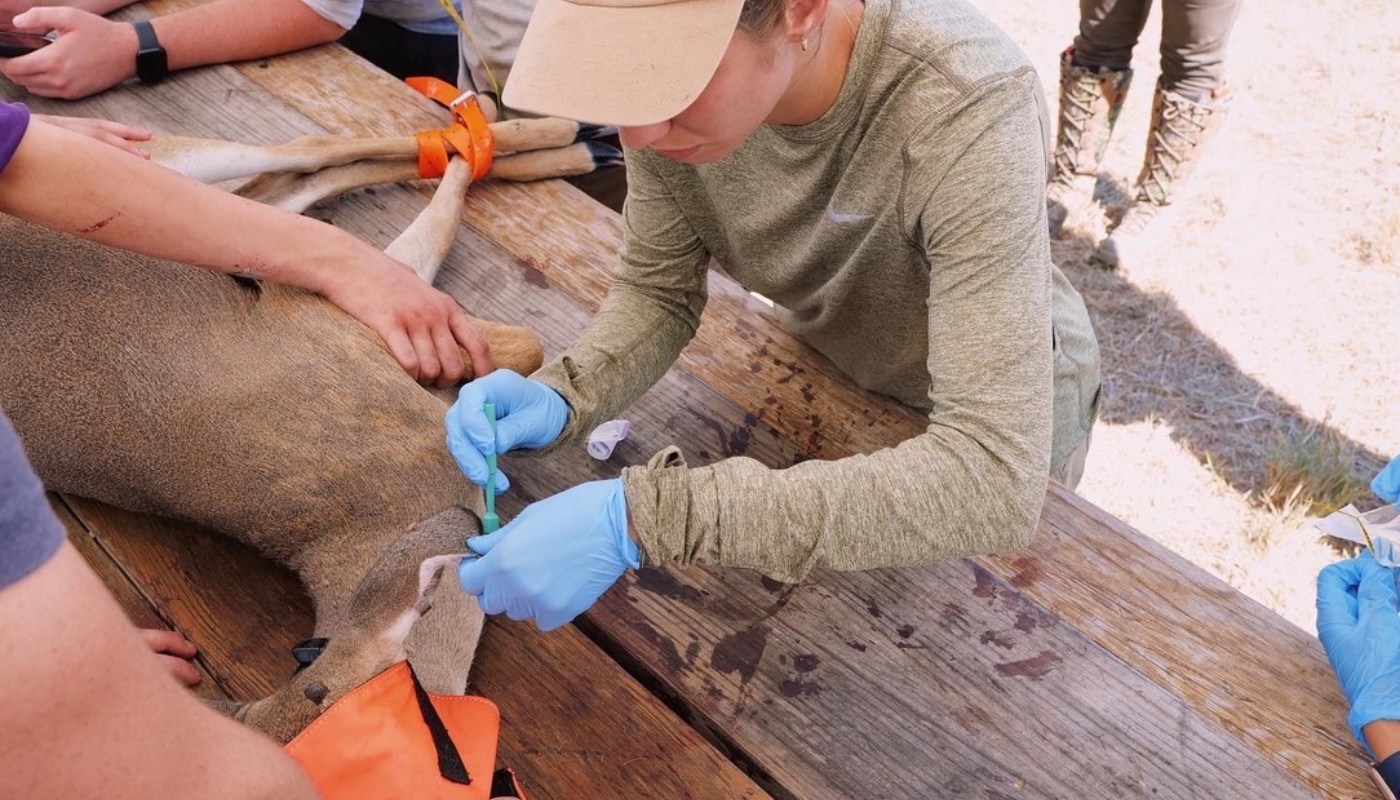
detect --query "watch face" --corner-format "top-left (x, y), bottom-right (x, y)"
top-left (136, 47), bottom-right (167, 82)
top-left (133, 21), bottom-right (167, 83)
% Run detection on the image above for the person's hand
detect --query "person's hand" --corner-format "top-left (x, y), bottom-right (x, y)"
top-left (140, 628), bottom-right (202, 687)
top-left (1317, 551), bottom-right (1400, 749)
top-left (320, 258), bottom-right (493, 388)
top-left (0, 8), bottom-right (138, 100)
top-left (457, 478), bottom-right (639, 631)
top-left (444, 369), bottom-right (568, 493)
top-left (0, 0), bottom-right (36, 28)
top-left (1375, 454), bottom-right (1400, 505)
top-left (34, 114), bottom-right (151, 158)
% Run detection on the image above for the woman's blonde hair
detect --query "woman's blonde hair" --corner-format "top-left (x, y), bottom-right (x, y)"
top-left (738, 0), bottom-right (787, 38)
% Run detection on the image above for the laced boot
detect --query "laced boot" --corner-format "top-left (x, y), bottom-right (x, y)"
top-left (1046, 47), bottom-right (1133, 237)
top-left (1093, 84), bottom-right (1233, 269)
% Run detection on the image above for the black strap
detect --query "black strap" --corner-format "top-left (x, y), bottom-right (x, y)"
top-left (408, 665), bottom-right (472, 786)
top-left (291, 638), bottom-right (329, 673)
top-left (491, 767), bottom-right (523, 798)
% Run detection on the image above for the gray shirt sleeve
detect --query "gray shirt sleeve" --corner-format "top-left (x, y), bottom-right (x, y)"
top-left (0, 410), bottom-right (64, 590)
top-left (296, 0), bottom-right (360, 30)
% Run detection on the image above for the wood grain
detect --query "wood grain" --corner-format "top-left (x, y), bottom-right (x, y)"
top-left (53, 494), bottom-right (228, 701)
top-left (6, 17), bottom-right (1367, 796)
top-left (60, 495), bottom-right (770, 799)
top-left (11, 43), bottom-right (768, 799)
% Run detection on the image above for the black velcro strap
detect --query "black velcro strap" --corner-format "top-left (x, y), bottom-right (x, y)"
top-left (291, 638), bottom-right (329, 672)
top-left (409, 665), bottom-right (472, 786)
top-left (491, 767), bottom-right (525, 797)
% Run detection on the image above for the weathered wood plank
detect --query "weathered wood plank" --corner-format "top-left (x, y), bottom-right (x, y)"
top-left (587, 560), bottom-right (1328, 800)
top-left (8, 18), bottom-right (1366, 794)
top-left (472, 379), bottom-right (1333, 797)
top-left (473, 617), bottom-right (771, 800)
top-left (52, 494), bottom-right (229, 701)
top-left (63, 495), bottom-right (314, 699)
top-left (62, 495), bottom-right (770, 799)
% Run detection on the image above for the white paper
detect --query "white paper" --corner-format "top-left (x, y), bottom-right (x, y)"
top-left (1314, 504), bottom-right (1400, 566)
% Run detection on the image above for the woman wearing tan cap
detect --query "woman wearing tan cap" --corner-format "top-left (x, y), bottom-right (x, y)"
top-left (446, 0), bottom-right (1102, 631)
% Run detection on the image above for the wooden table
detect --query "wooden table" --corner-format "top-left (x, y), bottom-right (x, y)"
top-left (8, 16), bottom-right (1373, 798)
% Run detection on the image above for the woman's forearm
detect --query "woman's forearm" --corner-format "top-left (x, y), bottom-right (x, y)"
top-left (149, 0), bottom-right (345, 72)
top-left (0, 117), bottom-right (385, 296)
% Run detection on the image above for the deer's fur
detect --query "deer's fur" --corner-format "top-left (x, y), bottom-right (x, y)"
top-left (0, 133), bottom-right (578, 742)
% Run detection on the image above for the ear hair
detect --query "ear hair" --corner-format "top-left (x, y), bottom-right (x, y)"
top-left (415, 554), bottom-right (468, 615)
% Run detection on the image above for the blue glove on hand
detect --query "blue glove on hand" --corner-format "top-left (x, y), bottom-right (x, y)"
top-left (457, 478), bottom-right (640, 631)
top-left (445, 369), bottom-right (569, 494)
top-left (1317, 551), bottom-right (1400, 749)
top-left (1375, 454), bottom-right (1400, 505)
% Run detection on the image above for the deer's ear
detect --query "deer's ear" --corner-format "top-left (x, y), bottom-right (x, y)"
top-left (414, 554), bottom-right (466, 616)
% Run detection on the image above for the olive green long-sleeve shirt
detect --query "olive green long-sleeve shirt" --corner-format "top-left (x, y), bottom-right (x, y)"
top-left (533, 0), bottom-right (1101, 582)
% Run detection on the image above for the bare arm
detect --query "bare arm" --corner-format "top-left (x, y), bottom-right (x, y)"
top-left (0, 0), bottom-right (344, 100)
top-left (0, 543), bottom-right (320, 799)
top-left (154, 0), bottom-right (347, 72)
top-left (0, 117), bottom-right (490, 385)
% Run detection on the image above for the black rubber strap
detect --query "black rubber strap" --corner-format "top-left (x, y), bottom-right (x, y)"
top-left (409, 665), bottom-right (472, 786)
top-left (132, 19), bottom-right (158, 52)
top-left (491, 767), bottom-right (525, 798)
top-left (1378, 751), bottom-right (1400, 797)
top-left (290, 638), bottom-right (328, 672)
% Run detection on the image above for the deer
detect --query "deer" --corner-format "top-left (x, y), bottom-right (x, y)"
top-left (0, 109), bottom-right (619, 746)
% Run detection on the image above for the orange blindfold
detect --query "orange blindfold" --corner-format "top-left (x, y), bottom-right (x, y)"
top-left (286, 661), bottom-right (527, 800)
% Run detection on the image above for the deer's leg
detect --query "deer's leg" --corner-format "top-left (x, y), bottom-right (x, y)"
top-left (147, 135), bottom-right (418, 184)
top-left (150, 121), bottom-right (615, 185)
top-left (237, 160), bottom-right (421, 213)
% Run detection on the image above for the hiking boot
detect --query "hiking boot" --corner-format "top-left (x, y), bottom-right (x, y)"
top-left (1094, 84), bottom-right (1233, 269)
top-left (1047, 47), bottom-right (1133, 237)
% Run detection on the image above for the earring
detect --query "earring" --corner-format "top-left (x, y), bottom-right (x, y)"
top-left (800, 36), bottom-right (809, 51)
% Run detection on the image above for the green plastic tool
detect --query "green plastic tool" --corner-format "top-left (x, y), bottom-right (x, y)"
top-left (482, 402), bottom-right (500, 534)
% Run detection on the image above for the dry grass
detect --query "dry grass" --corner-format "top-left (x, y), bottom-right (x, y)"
top-left (1261, 421), bottom-right (1374, 519)
top-left (980, 0), bottom-right (1399, 631)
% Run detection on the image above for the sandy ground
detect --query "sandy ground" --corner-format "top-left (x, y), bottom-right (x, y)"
top-left (978, 0), bottom-right (1399, 630)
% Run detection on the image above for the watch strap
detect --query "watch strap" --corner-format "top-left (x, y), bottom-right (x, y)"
top-left (1370, 751), bottom-right (1400, 799)
top-left (131, 20), bottom-right (167, 83)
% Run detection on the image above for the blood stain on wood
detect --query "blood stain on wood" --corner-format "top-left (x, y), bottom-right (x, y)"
top-left (896, 624), bottom-right (916, 639)
top-left (1008, 556), bottom-right (1043, 589)
top-left (971, 565), bottom-right (1000, 601)
top-left (793, 654), bottom-right (820, 672)
top-left (711, 624), bottom-right (770, 687)
top-left (1013, 608), bottom-right (1054, 634)
top-left (993, 650), bottom-right (1062, 681)
top-left (634, 568), bottom-right (704, 603)
top-left (979, 630), bottom-right (1016, 651)
top-left (846, 641), bottom-right (867, 652)
top-left (940, 601), bottom-right (970, 630)
top-left (778, 678), bottom-right (822, 698)
top-left (517, 257), bottom-right (550, 288)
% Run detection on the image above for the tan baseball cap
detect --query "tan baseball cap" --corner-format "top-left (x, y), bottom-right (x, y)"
top-left (502, 0), bottom-right (746, 127)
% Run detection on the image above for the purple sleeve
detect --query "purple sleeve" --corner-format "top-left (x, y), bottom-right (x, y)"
top-left (0, 102), bottom-right (32, 175)
top-left (0, 410), bottom-right (64, 590)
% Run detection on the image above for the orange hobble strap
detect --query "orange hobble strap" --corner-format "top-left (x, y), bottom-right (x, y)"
top-left (416, 129), bottom-right (452, 180)
top-left (407, 77), bottom-right (495, 182)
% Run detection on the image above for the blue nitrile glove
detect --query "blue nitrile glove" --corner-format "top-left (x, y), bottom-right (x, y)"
top-left (1316, 551), bottom-right (1400, 749)
top-left (457, 478), bottom-right (640, 631)
top-left (1375, 454), bottom-right (1400, 505)
top-left (444, 369), bottom-right (569, 494)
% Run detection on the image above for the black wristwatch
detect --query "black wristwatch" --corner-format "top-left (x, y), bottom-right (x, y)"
top-left (132, 20), bottom-right (168, 84)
